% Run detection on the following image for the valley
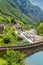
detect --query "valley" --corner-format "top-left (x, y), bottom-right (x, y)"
top-left (0, 0), bottom-right (43, 65)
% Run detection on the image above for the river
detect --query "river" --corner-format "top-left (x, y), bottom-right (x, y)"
top-left (25, 51), bottom-right (43, 65)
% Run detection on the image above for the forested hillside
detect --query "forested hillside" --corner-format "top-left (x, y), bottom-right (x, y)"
top-left (0, 0), bottom-right (43, 26)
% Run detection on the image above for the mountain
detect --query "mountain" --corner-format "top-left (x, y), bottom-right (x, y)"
top-left (0, 0), bottom-right (43, 26)
top-left (13, 0), bottom-right (43, 22)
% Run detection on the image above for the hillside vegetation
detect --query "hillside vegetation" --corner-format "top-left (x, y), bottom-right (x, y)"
top-left (0, 0), bottom-right (36, 26)
top-left (0, 50), bottom-right (26, 65)
top-left (0, 0), bottom-right (43, 26)
top-left (36, 22), bottom-right (43, 36)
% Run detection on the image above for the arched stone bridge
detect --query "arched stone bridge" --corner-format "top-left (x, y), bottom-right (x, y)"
top-left (0, 41), bottom-right (43, 57)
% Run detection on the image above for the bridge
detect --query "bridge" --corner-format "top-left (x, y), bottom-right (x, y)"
top-left (0, 41), bottom-right (43, 57)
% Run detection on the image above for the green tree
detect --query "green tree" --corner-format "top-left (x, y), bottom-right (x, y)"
top-left (3, 50), bottom-right (26, 65)
top-left (36, 22), bottom-right (43, 36)
top-left (24, 25), bottom-right (31, 30)
top-left (11, 18), bottom-right (16, 24)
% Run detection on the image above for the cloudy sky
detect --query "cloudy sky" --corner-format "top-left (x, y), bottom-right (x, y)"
top-left (30, 0), bottom-right (43, 10)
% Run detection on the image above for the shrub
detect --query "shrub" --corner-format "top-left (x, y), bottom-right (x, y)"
top-left (4, 26), bottom-right (17, 39)
top-left (3, 37), bottom-right (10, 44)
top-left (24, 25), bottom-right (31, 30)
top-left (3, 50), bottom-right (26, 65)
top-left (0, 58), bottom-right (8, 65)
top-left (12, 62), bottom-right (20, 65)
top-left (2, 26), bottom-right (18, 44)
top-left (0, 26), bottom-right (20, 45)
top-left (11, 18), bottom-right (16, 24)
top-left (36, 22), bottom-right (43, 36)
top-left (4, 26), bottom-right (15, 33)
top-left (3, 33), bottom-right (15, 44)
top-left (0, 38), bottom-right (4, 46)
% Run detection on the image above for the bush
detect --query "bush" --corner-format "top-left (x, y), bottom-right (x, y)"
top-left (24, 25), bottom-right (31, 30)
top-left (2, 26), bottom-right (18, 45)
top-left (3, 36), bottom-right (10, 44)
top-left (3, 33), bottom-right (15, 44)
top-left (4, 26), bottom-right (15, 33)
top-left (0, 58), bottom-right (8, 65)
top-left (0, 38), bottom-right (4, 46)
top-left (11, 18), bottom-right (16, 24)
top-left (4, 26), bottom-right (17, 39)
top-left (36, 22), bottom-right (43, 36)
top-left (3, 50), bottom-right (26, 65)
top-left (12, 62), bottom-right (20, 65)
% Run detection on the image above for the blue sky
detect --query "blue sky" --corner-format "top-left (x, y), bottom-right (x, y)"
top-left (30, 0), bottom-right (43, 10)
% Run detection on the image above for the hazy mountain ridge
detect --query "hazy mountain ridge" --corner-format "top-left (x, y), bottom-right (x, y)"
top-left (13, 0), bottom-right (43, 22)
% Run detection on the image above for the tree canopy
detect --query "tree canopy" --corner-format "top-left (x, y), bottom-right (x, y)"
top-left (36, 22), bottom-right (43, 36)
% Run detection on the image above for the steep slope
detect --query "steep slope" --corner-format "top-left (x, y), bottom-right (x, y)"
top-left (13, 0), bottom-right (43, 22)
top-left (0, 0), bottom-right (36, 26)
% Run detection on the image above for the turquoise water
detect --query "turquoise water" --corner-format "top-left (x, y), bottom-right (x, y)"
top-left (25, 51), bottom-right (43, 65)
